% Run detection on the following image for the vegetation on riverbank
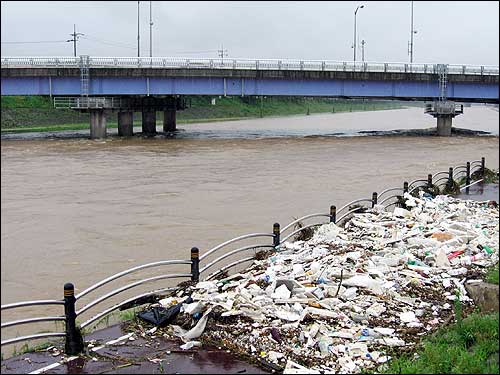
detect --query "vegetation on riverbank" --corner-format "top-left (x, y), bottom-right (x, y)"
top-left (380, 261), bottom-right (499, 374)
top-left (1, 95), bottom-right (405, 133)
top-left (381, 310), bottom-right (499, 374)
top-left (486, 263), bottom-right (499, 284)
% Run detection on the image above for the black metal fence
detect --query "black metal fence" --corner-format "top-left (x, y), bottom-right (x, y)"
top-left (0, 158), bottom-right (488, 355)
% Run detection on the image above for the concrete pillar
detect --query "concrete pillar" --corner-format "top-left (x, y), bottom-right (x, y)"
top-left (163, 109), bottom-right (176, 132)
top-left (436, 115), bottom-right (453, 136)
top-left (142, 110), bottom-right (157, 134)
top-left (117, 111), bottom-right (134, 136)
top-left (90, 110), bottom-right (107, 139)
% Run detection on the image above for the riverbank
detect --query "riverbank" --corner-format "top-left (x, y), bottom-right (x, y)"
top-left (2, 183), bottom-right (498, 374)
top-left (1, 96), bottom-right (405, 133)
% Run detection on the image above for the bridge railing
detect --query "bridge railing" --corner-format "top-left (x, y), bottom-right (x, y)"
top-left (53, 96), bottom-right (126, 109)
top-left (2, 57), bottom-right (499, 76)
top-left (0, 157), bottom-right (489, 354)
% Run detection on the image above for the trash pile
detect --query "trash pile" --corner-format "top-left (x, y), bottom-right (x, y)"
top-left (142, 192), bottom-right (499, 374)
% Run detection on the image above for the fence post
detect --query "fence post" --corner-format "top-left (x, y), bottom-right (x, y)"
top-left (481, 157), bottom-right (485, 178)
top-left (273, 223), bottom-right (280, 248)
top-left (64, 283), bottom-right (84, 355)
top-left (371, 192), bottom-right (378, 208)
top-left (191, 247), bottom-right (199, 282)
top-left (448, 167), bottom-right (454, 188)
top-left (466, 162), bottom-right (471, 194)
top-left (330, 205), bottom-right (337, 223)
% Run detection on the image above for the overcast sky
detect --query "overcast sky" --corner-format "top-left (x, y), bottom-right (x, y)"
top-left (1, 1), bottom-right (498, 65)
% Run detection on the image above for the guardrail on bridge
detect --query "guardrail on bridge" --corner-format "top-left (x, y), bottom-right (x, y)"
top-left (1, 56), bottom-right (499, 75)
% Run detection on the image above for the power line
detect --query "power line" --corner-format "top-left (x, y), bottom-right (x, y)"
top-left (80, 35), bottom-right (136, 49)
top-left (1, 40), bottom-right (70, 44)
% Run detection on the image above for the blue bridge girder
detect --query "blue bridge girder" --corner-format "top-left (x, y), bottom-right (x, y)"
top-left (1, 57), bottom-right (498, 103)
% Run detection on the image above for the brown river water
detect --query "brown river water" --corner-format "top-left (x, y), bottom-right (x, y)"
top-left (1, 106), bottom-right (498, 349)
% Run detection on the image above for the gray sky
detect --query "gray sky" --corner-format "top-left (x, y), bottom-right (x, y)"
top-left (1, 1), bottom-right (499, 65)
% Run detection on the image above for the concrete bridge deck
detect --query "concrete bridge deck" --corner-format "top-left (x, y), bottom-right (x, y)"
top-left (1, 57), bottom-right (498, 138)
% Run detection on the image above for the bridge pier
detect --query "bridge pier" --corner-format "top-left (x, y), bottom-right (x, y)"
top-left (436, 116), bottom-right (453, 136)
top-left (117, 111), bottom-right (134, 136)
top-left (424, 101), bottom-right (463, 137)
top-left (142, 110), bottom-right (157, 134)
top-left (90, 110), bottom-right (107, 139)
top-left (163, 109), bottom-right (176, 132)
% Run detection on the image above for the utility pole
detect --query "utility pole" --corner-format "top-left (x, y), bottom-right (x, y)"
top-left (149, 0), bottom-right (153, 57)
top-left (361, 40), bottom-right (365, 62)
top-left (67, 24), bottom-right (84, 57)
top-left (218, 44), bottom-right (228, 65)
top-left (408, 0), bottom-right (417, 63)
top-left (137, 1), bottom-right (140, 57)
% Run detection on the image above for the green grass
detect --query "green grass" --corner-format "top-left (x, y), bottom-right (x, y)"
top-left (1, 95), bottom-right (405, 133)
top-left (486, 263), bottom-right (499, 284)
top-left (382, 312), bottom-right (499, 374)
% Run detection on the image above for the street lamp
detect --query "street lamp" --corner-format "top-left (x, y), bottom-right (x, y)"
top-left (408, 0), bottom-right (418, 63)
top-left (353, 4), bottom-right (364, 67)
top-left (137, 1), bottom-right (140, 57)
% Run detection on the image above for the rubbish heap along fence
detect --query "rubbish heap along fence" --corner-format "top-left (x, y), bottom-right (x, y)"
top-left (0, 158), bottom-right (489, 355)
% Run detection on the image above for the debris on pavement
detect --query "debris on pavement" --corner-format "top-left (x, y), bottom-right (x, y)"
top-left (137, 191), bottom-right (499, 373)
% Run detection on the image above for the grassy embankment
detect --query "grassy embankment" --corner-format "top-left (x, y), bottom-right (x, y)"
top-left (1, 96), bottom-right (405, 133)
top-left (381, 261), bottom-right (499, 374)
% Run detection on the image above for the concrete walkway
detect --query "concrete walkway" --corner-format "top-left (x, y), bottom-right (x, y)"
top-left (1, 323), bottom-right (269, 374)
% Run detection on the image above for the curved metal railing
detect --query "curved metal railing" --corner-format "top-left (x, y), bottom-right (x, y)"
top-left (199, 233), bottom-right (274, 261)
top-left (79, 287), bottom-right (177, 330)
top-left (75, 260), bottom-right (192, 300)
top-left (200, 244), bottom-right (274, 275)
top-left (1, 157), bottom-right (490, 353)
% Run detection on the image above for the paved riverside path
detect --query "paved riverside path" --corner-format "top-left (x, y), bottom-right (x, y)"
top-left (0, 323), bottom-right (270, 374)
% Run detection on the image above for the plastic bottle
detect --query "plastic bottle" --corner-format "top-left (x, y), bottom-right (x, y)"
top-left (477, 244), bottom-right (494, 255)
top-left (447, 249), bottom-right (465, 260)
top-left (407, 259), bottom-right (428, 267)
top-left (460, 253), bottom-right (484, 266)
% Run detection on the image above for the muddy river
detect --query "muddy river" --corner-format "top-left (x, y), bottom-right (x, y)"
top-left (1, 106), bottom-right (498, 346)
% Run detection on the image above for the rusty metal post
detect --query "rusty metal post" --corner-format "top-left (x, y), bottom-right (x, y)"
top-left (466, 162), bottom-right (471, 194)
top-left (273, 223), bottom-right (280, 248)
top-left (191, 247), bottom-right (199, 282)
top-left (330, 205), bottom-right (336, 223)
top-left (64, 283), bottom-right (84, 355)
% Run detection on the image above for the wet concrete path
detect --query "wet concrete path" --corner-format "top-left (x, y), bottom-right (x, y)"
top-left (1, 323), bottom-right (270, 374)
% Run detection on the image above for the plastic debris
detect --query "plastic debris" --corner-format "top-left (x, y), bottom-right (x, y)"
top-left (180, 341), bottom-right (202, 350)
top-left (138, 297), bottom-right (193, 327)
top-left (139, 192), bottom-right (498, 374)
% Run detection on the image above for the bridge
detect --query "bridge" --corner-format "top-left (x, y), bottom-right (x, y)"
top-left (1, 56), bottom-right (499, 138)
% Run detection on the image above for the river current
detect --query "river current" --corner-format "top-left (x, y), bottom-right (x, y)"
top-left (1, 106), bottom-right (498, 345)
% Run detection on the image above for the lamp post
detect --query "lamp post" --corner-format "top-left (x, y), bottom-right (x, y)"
top-left (137, 1), bottom-right (140, 57)
top-left (353, 4), bottom-right (364, 67)
top-left (149, 0), bottom-right (153, 58)
top-left (408, 0), bottom-right (417, 63)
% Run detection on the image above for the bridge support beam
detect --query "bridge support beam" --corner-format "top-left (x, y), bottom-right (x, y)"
top-left (163, 109), bottom-right (176, 132)
top-left (141, 110), bottom-right (157, 134)
top-left (424, 101), bottom-right (463, 137)
top-left (90, 110), bottom-right (107, 139)
top-left (436, 115), bottom-right (453, 136)
top-left (117, 111), bottom-right (134, 136)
